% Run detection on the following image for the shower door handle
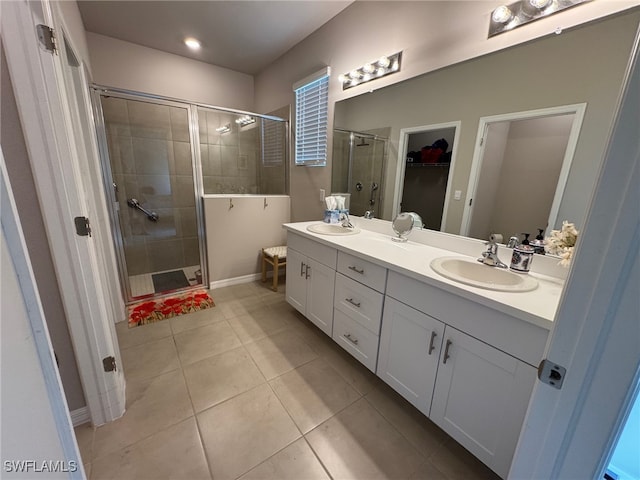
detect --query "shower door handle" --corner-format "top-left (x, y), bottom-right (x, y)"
top-left (127, 198), bottom-right (159, 222)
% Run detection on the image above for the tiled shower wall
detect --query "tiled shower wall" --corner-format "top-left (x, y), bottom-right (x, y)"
top-left (102, 97), bottom-right (200, 276)
top-left (198, 108), bottom-right (286, 195)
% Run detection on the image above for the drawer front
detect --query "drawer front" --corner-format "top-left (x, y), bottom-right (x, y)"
top-left (287, 232), bottom-right (337, 269)
top-left (337, 251), bottom-right (387, 292)
top-left (332, 309), bottom-right (379, 372)
top-left (334, 273), bottom-right (384, 334)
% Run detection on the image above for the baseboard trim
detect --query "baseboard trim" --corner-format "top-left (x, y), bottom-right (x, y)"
top-left (209, 272), bottom-right (284, 290)
top-left (70, 406), bottom-right (90, 427)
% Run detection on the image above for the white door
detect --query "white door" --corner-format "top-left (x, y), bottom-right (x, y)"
top-left (430, 327), bottom-right (536, 478)
top-left (2, 0), bottom-right (126, 425)
top-left (509, 38), bottom-right (640, 480)
top-left (377, 297), bottom-right (444, 416)
top-left (285, 248), bottom-right (307, 315)
top-left (305, 258), bottom-right (335, 336)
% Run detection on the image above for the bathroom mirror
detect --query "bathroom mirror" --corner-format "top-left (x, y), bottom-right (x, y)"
top-left (330, 13), bottom-right (635, 242)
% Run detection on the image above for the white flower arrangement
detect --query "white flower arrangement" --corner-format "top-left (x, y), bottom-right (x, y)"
top-left (545, 221), bottom-right (579, 267)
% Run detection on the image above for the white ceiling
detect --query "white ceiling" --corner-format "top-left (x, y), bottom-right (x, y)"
top-left (77, 1), bottom-right (354, 75)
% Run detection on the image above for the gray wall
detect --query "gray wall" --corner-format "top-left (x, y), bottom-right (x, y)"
top-left (1, 43), bottom-right (86, 410)
top-left (87, 33), bottom-right (254, 111)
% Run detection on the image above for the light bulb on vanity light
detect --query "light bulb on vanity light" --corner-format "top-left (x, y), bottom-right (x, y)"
top-left (492, 5), bottom-right (513, 23)
top-left (529, 0), bottom-right (552, 9)
top-left (378, 56), bottom-right (391, 68)
top-left (362, 63), bottom-right (374, 73)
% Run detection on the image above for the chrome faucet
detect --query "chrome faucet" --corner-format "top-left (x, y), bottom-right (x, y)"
top-left (339, 212), bottom-right (354, 228)
top-left (478, 237), bottom-right (508, 268)
top-left (364, 210), bottom-right (374, 219)
top-left (507, 236), bottom-right (520, 248)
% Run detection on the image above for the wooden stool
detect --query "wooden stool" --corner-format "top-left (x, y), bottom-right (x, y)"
top-left (261, 246), bottom-right (287, 292)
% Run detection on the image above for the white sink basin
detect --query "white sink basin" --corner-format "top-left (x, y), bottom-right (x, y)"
top-left (430, 256), bottom-right (538, 292)
top-left (307, 223), bottom-right (361, 236)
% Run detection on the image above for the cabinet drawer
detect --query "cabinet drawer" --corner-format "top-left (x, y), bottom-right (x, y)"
top-left (337, 251), bottom-right (387, 292)
top-left (287, 233), bottom-right (337, 269)
top-left (332, 309), bottom-right (379, 372)
top-left (334, 273), bottom-right (383, 334)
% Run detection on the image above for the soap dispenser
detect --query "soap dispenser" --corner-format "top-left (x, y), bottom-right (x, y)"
top-left (531, 229), bottom-right (546, 255)
top-left (521, 233), bottom-right (530, 245)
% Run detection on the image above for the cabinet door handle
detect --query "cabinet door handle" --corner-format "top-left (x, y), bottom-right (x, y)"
top-left (305, 264), bottom-right (310, 279)
top-left (300, 262), bottom-right (306, 277)
top-left (443, 339), bottom-right (452, 364)
top-left (428, 331), bottom-right (438, 355)
top-left (344, 333), bottom-right (359, 345)
top-left (345, 298), bottom-right (361, 308)
top-left (348, 265), bottom-right (365, 275)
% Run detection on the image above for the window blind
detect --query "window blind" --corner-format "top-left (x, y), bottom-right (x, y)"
top-left (261, 119), bottom-right (286, 167)
top-left (294, 70), bottom-right (329, 166)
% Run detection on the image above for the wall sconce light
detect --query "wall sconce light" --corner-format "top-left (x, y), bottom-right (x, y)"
top-left (488, 0), bottom-right (586, 37)
top-left (235, 115), bottom-right (255, 127)
top-left (216, 124), bottom-right (231, 134)
top-left (338, 52), bottom-right (402, 90)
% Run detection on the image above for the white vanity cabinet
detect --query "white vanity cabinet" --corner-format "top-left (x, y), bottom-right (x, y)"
top-left (430, 325), bottom-right (536, 479)
top-left (383, 271), bottom-right (544, 478)
top-left (377, 297), bottom-right (444, 416)
top-left (283, 224), bottom-right (553, 479)
top-left (286, 233), bottom-right (337, 336)
top-left (332, 252), bottom-right (387, 372)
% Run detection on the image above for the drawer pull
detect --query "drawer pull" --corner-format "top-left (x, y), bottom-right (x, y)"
top-left (345, 298), bottom-right (361, 308)
top-left (305, 264), bottom-right (310, 279)
top-left (443, 339), bottom-right (452, 364)
top-left (348, 265), bottom-right (365, 275)
top-left (344, 333), bottom-right (359, 345)
top-left (300, 262), bottom-right (306, 277)
top-left (428, 331), bottom-right (437, 355)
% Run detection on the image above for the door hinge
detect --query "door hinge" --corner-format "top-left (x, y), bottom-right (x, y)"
top-left (74, 216), bottom-right (92, 237)
top-left (480, 137), bottom-right (484, 146)
top-left (538, 358), bottom-right (566, 389)
top-left (36, 24), bottom-right (57, 55)
top-left (102, 356), bottom-right (117, 372)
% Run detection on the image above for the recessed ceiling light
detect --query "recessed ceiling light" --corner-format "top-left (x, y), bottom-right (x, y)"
top-left (184, 37), bottom-right (201, 50)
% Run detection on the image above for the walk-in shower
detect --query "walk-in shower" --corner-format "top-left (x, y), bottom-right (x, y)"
top-left (331, 129), bottom-right (387, 217)
top-left (92, 87), bottom-right (288, 302)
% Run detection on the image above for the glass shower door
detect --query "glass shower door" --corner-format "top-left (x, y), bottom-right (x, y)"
top-left (98, 94), bottom-right (205, 302)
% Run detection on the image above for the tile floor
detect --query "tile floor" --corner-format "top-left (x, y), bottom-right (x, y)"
top-left (74, 281), bottom-right (500, 480)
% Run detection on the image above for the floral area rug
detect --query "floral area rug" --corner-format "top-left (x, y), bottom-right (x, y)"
top-left (128, 290), bottom-right (215, 328)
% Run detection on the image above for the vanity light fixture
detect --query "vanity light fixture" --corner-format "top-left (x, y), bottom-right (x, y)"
top-left (338, 52), bottom-right (402, 90)
top-left (488, 0), bottom-right (586, 37)
top-left (235, 115), bottom-right (255, 127)
top-left (216, 123), bottom-right (231, 134)
top-left (184, 37), bottom-right (201, 50)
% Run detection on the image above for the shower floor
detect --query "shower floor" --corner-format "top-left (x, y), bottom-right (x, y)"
top-left (129, 265), bottom-right (202, 299)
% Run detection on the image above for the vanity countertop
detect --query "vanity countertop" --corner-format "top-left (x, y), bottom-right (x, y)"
top-left (284, 221), bottom-right (563, 330)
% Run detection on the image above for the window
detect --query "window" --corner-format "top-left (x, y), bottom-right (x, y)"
top-left (294, 67), bottom-right (330, 166)
top-left (261, 118), bottom-right (286, 167)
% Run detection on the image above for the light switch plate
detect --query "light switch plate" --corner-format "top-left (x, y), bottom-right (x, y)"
top-left (454, 190), bottom-right (462, 200)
